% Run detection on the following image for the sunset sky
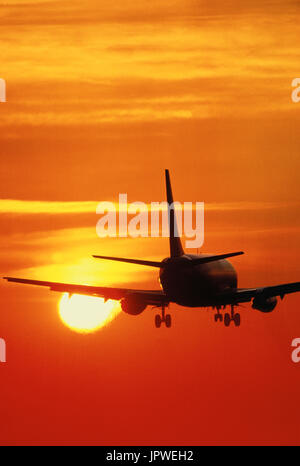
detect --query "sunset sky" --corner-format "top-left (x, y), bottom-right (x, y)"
top-left (0, 0), bottom-right (300, 445)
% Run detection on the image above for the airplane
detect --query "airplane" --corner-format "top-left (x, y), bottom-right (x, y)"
top-left (4, 169), bottom-right (300, 328)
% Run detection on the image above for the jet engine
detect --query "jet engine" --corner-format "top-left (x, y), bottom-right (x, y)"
top-left (121, 297), bottom-right (147, 315)
top-left (252, 296), bottom-right (277, 313)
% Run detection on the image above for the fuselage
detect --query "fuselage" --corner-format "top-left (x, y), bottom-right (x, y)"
top-left (159, 254), bottom-right (237, 307)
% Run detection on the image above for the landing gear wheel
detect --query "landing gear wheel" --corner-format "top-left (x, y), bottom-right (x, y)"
top-left (155, 314), bottom-right (161, 328)
top-left (234, 313), bottom-right (241, 327)
top-left (224, 313), bottom-right (231, 327)
top-left (214, 313), bottom-right (223, 322)
top-left (165, 314), bottom-right (172, 328)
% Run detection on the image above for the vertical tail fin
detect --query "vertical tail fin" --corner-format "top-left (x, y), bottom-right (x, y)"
top-left (165, 169), bottom-right (184, 257)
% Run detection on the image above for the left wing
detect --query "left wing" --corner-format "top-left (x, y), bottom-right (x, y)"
top-left (216, 281), bottom-right (300, 306)
top-left (3, 277), bottom-right (168, 306)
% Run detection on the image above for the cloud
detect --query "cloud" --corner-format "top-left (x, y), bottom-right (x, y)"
top-left (1, 3), bottom-right (299, 129)
top-left (0, 199), bottom-right (99, 214)
top-left (1, 198), bottom-right (298, 215)
top-left (1, 1), bottom-right (300, 27)
top-left (0, 225), bottom-right (159, 285)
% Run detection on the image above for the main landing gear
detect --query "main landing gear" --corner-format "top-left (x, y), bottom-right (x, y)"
top-left (155, 304), bottom-right (172, 328)
top-left (214, 305), bottom-right (241, 327)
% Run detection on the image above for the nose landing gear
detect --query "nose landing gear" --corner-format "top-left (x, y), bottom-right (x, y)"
top-left (214, 307), bottom-right (223, 322)
top-left (155, 304), bottom-right (172, 328)
top-left (214, 305), bottom-right (241, 327)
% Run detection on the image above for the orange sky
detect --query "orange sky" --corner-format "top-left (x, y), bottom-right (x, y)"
top-left (0, 0), bottom-right (300, 445)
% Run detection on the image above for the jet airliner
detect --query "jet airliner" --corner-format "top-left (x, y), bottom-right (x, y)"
top-left (4, 170), bottom-right (300, 327)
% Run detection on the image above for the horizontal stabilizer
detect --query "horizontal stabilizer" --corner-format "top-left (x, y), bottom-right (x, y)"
top-left (92, 251), bottom-right (244, 268)
top-left (92, 255), bottom-right (162, 268)
top-left (191, 251), bottom-right (244, 266)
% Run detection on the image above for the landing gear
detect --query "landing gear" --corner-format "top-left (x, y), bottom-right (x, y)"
top-left (214, 313), bottom-right (223, 322)
top-left (230, 304), bottom-right (240, 327)
top-left (233, 313), bottom-right (241, 327)
top-left (224, 313), bottom-right (231, 327)
top-left (214, 307), bottom-right (223, 322)
top-left (165, 314), bottom-right (172, 328)
top-left (154, 305), bottom-right (171, 328)
top-left (214, 305), bottom-right (241, 327)
top-left (155, 314), bottom-right (162, 328)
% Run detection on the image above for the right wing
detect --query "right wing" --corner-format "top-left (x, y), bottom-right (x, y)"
top-left (3, 277), bottom-right (168, 306)
top-left (234, 281), bottom-right (300, 302)
top-left (216, 281), bottom-right (300, 306)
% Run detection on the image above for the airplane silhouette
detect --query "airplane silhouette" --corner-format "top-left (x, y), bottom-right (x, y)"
top-left (4, 169), bottom-right (300, 327)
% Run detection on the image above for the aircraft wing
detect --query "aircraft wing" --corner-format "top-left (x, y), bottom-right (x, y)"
top-left (3, 277), bottom-right (168, 306)
top-left (217, 281), bottom-right (300, 305)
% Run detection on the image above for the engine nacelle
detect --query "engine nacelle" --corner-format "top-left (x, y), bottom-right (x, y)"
top-left (252, 296), bottom-right (277, 313)
top-left (121, 297), bottom-right (147, 315)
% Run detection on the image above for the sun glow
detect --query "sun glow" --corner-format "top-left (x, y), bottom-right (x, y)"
top-left (59, 293), bottom-right (121, 333)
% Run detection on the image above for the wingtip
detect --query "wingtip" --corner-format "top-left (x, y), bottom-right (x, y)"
top-left (3, 277), bottom-right (16, 282)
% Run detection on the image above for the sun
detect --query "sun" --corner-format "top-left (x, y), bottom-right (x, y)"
top-left (59, 293), bottom-right (121, 333)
